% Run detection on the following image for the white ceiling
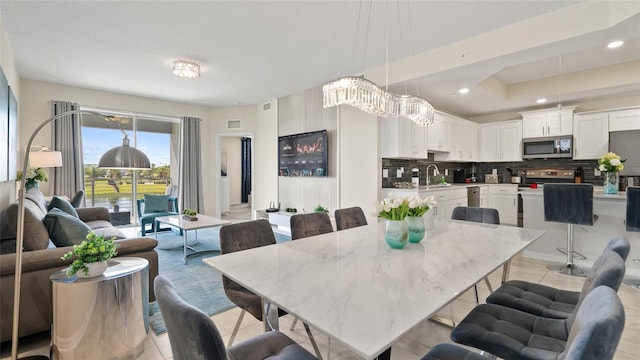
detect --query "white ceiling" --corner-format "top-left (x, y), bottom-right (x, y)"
top-left (1, 1), bottom-right (639, 120)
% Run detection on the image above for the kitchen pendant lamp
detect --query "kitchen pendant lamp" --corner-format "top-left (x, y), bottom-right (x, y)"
top-left (323, 76), bottom-right (435, 126)
top-left (322, 1), bottom-right (434, 126)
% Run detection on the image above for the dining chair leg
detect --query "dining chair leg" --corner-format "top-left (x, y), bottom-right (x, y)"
top-left (483, 277), bottom-right (494, 293)
top-left (227, 309), bottom-right (246, 347)
top-left (473, 284), bottom-right (479, 304)
top-left (303, 322), bottom-right (323, 360)
top-left (290, 317), bottom-right (298, 331)
top-left (501, 260), bottom-right (511, 284)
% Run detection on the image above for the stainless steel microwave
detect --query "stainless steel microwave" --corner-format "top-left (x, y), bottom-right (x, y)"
top-left (522, 136), bottom-right (573, 159)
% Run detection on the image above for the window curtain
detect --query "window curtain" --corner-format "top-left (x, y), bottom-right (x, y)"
top-left (51, 101), bottom-right (84, 203)
top-left (241, 137), bottom-right (252, 203)
top-left (178, 117), bottom-right (203, 213)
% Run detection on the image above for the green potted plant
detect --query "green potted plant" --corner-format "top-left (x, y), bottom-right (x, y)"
top-left (17, 167), bottom-right (48, 190)
top-left (314, 204), bottom-right (329, 213)
top-left (61, 232), bottom-right (119, 278)
top-left (182, 208), bottom-right (198, 221)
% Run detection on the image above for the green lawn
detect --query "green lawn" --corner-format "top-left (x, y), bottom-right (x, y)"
top-left (84, 179), bottom-right (167, 199)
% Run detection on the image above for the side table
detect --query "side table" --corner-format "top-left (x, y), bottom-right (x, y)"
top-left (50, 257), bottom-right (149, 360)
top-left (109, 209), bottom-right (131, 226)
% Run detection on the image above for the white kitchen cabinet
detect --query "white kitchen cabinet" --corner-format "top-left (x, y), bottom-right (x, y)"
top-left (380, 117), bottom-right (428, 158)
top-left (520, 107), bottom-right (575, 138)
top-left (573, 112), bottom-right (609, 160)
top-left (608, 107), bottom-right (640, 131)
top-left (479, 120), bottom-right (522, 162)
top-left (443, 189), bottom-right (468, 221)
top-left (435, 116), bottom-right (478, 162)
top-left (479, 186), bottom-right (488, 207)
top-left (427, 112), bottom-right (450, 152)
top-left (488, 185), bottom-right (518, 226)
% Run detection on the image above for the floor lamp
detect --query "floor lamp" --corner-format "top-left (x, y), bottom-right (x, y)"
top-left (11, 110), bottom-right (151, 360)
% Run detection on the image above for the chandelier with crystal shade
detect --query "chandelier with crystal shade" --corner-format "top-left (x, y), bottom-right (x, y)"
top-left (172, 60), bottom-right (200, 78)
top-left (323, 76), bottom-right (435, 126)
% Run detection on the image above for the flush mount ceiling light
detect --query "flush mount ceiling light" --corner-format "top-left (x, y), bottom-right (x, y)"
top-left (537, 98), bottom-right (547, 104)
top-left (607, 40), bottom-right (624, 49)
top-left (458, 88), bottom-right (470, 95)
top-left (172, 60), bottom-right (200, 78)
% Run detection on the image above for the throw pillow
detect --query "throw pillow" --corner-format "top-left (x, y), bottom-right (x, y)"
top-left (144, 194), bottom-right (170, 214)
top-left (43, 208), bottom-right (92, 247)
top-left (47, 195), bottom-right (79, 218)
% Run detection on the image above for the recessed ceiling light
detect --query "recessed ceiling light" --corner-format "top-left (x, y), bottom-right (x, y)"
top-left (607, 40), bottom-right (624, 49)
top-left (172, 60), bottom-right (200, 78)
top-left (536, 98), bottom-right (547, 104)
top-left (458, 88), bottom-right (470, 95)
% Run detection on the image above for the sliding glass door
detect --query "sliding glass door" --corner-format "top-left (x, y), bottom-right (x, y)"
top-left (80, 109), bottom-right (179, 225)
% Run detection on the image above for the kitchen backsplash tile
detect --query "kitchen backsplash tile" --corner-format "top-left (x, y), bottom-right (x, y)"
top-left (381, 157), bottom-right (621, 188)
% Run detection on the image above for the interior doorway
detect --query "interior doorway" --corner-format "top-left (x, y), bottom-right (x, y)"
top-left (215, 133), bottom-right (253, 220)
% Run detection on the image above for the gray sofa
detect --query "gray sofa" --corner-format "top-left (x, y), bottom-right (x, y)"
top-left (0, 188), bottom-right (159, 343)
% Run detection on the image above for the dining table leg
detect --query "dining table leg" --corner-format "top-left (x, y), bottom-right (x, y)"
top-left (262, 299), bottom-right (279, 331)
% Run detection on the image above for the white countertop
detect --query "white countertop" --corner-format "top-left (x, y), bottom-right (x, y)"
top-left (382, 183), bottom-right (518, 192)
top-left (204, 221), bottom-right (545, 359)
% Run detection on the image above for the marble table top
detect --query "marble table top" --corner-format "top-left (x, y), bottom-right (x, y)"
top-left (204, 221), bottom-right (545, 359)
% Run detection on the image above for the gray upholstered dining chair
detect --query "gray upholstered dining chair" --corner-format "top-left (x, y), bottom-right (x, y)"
top-left (219, 219), bottom-right (322, 358)
top-left (623, 187), bottom-right (640, 288)
top-left (334, 206), bottom-right (368, 231)
top-left (450, 253), bottom-right (626, 360)
top-left (451, 206), bottom-right (501, 302)
top-left (485, 236), bottom-right (630, 318)
top-left (427, 286), bottom-right (625, 360)
top-left (154, 275), bottom-right (317, 360)
top-left (543, 183), bottom-right (595, 276)
top-left (290, 212), bottom-right (334, 240)
top-left (451, 206), bottom-right (500, 225)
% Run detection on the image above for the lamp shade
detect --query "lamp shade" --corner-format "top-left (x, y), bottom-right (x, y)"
top-left (29, 150), bottom-right (62, 168)
top-left (98, 137), bottom-right (151, 169)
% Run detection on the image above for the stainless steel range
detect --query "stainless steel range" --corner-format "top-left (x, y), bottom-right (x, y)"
top-left (518, 169), bottom-right (576, 227)
top-left (523, 169), bottom-right (575, 187)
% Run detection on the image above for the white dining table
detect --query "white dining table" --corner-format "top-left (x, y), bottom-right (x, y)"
top-left (204, 220), bottom-right (545, 359)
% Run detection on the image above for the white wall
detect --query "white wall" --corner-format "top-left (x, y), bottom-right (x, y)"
top-left (0, 20), bottom-right (19, 212)
top-left (220, 137), bottom-right (242, 204)
top-left (254, 99), bottom-right (278, 215)
top-left (338, 105), bottom-right (379, 221)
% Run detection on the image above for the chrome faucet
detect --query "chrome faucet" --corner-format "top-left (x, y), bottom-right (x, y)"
top-left (425, 164), bottom-right (440, 188)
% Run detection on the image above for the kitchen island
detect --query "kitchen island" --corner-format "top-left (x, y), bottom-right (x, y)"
top-left (520, 187), bottom-right (639, 277)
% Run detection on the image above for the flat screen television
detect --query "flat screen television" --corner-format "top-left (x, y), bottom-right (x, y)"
top-left (278, 130), bottom-right (327, 177)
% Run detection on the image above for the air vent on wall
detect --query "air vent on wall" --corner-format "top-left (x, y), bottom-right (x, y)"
top-left (263, 102), bottom-right (271, 111)
top-left (226, 119), bottom-right (241, 129)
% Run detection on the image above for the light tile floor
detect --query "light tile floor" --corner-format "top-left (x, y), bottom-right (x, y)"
top-left (138, 252), bottom-right (640, 360)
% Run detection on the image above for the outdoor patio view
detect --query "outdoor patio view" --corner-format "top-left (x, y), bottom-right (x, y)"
top-left (82, 114), bottom-right (176, 222)
top-left (83, 164), bottom-right (171, 209)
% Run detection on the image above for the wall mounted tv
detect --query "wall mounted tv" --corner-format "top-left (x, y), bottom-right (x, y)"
top-left (278, 130), bottom-right (327, 177)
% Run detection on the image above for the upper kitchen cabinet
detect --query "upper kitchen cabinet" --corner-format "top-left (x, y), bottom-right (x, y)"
top-left (573, 112), bottom-right (609, 160)
top-left (434, 115), bottom-right (478, 162)
top-left (520, 106), bottom-right (576, 138)
top-left (427, 112), bottom-right (450, 152)
top-left (479, 120), bottom-right (522, 162)
top-left (608, 107), bottom-right (640, 131)
top-left (380, 117), bottom-right (428, 158)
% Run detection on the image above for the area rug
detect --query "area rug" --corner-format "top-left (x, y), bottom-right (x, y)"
top-left (148, 226), bottom-right (290, 335)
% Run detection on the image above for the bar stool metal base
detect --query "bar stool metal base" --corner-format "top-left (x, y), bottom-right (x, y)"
top-left (622, 276), bottom-right (640, 289)
top-left (547, 263), bottom-right (589, 277)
